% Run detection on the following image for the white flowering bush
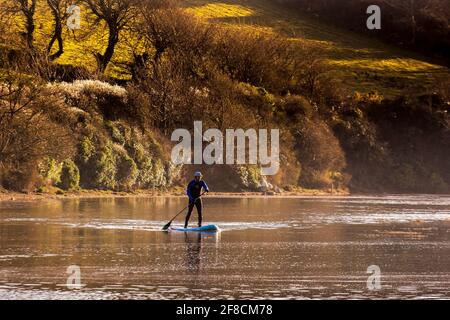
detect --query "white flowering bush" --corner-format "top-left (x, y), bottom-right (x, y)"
top-left (47, 80), bottom-right (127, 102)
top-left (47, 80), bottom-right (129, 119)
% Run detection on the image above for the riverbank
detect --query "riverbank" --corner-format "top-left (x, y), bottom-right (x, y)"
top-left (0, 188), bottom-right (348, 202)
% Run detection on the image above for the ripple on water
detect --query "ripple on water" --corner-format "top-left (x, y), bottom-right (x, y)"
top-left (1, 196), bottom-right (449, 299)
top-left (1, 217), bottom-right (292, 232)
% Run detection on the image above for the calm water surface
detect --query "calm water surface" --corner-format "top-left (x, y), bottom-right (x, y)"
top-left (0, 195), bottom-right (449, 299)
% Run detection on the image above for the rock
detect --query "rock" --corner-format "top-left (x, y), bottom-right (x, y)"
top-left (274, 186), bottom-right (282, 194)
top-left (258, 179), bottom-right (273, 192)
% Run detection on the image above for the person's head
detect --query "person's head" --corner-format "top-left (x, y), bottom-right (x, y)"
top-left (194, 171), bottom-right (202, 181)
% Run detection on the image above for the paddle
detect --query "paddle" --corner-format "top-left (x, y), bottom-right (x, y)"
top-left (162, 192), bottom-right (207, 231)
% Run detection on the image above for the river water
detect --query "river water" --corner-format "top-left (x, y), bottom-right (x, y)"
top-left (0, 195), bottom-right (449, 299)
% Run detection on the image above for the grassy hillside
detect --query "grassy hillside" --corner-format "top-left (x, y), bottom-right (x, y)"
top-left (184, 0), bottom-right (450, 98)
top-left (3, 0), bottom-right (448, 97)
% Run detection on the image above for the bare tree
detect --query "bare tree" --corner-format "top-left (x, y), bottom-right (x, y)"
top-left (0, 68), bottom-right (74, 190)
top-left (10, 0), bottom-right (37, 49)
top-left (136, 0), bottom-right (182, 64)
top-left (83, 0), bottom-right (137, 72)
top-left (0, 2), bottom-right (12, 42)
top-left (46, 0), bottom-right (73, 60)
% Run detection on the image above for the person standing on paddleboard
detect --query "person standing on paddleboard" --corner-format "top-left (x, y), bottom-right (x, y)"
top-left (185, 171), bottom-right (209, 228)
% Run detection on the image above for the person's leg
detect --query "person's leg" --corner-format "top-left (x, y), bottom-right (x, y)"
top-left (195, 199), bottom-right (203, 227)
top-left (185, 202), bottom-right (195, 228)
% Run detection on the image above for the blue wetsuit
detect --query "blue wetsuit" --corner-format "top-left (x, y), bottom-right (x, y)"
top-left (185, 180), bottom-right (209, 228)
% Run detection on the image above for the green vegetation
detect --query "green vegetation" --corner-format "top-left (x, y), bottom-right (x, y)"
top-left (0, 0), bottom-right (448, 194)
top-left (58, 160), bottom-right (80, 190)
top-left (2, 0), bottom-right (447, 94)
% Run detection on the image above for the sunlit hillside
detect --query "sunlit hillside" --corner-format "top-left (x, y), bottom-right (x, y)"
top-left (1, 0), bottom-right (448, 97)
top-left (185, 0), bottom-right (449, 98)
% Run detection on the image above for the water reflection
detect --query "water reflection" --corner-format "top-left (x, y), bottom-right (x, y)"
top-left (0, 195), bottom-right (449, 299)
top-left (184, 233), bottom-right (202, 273)
top-left (166, 231), bottom-right (221, 274)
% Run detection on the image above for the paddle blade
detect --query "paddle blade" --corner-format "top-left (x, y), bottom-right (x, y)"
top-left (162, 221), bottom-right (172, 231)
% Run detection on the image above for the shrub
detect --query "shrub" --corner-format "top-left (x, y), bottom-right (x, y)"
top-left (296, 118), bottom-right (346, 188)
top-left (48, 80), bottom-right (127, 102)
top-left (76, 137), bottom-right (117, 190)
top-left (127, 141), bottom-right (154, 188)
top-left (78, 137), bottom-right (96, 163)
top-left (354, 91), bottom-right (383, 104)
top-left (390, 163), bottom-right (419, 192)
top-left (281, 95), bottom-right (315, 121)
top-left (136, 157), bottom-right (154, 188)
top-left (47, 80), bottom-right (128, 120)
top-left (46, 64), bottom-right (91, 82)
top-left (213, 30), bottom-right (300, 94)
top-left (237, 165), bottom-right (262, 191)
top-left (429, 172), bottom-right (448, 193)
top-left (93, 144), bottom-right (117, 190)
top-left (115, 147), bottom-right (138, 191)
top-left (58, 160), bottom-right (80, 191)
top-left (38, 157), bottom-right (62, 185)
top-left (105, 121), bottom-right (126, 145)
top-left (150, 159), bottom-right (168, 188)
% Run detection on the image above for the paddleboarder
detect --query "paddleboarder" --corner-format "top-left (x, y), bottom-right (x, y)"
top-left (185, 171), bottom-right (209, 228)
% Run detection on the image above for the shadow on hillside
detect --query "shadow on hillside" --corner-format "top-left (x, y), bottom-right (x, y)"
top-left (188, 0), bottom-right (448, 66)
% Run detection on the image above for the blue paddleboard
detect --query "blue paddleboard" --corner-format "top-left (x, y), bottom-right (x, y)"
top-left (170, 224), bottom-right (220, 232)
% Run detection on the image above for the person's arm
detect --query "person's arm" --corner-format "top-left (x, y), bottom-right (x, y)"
top-left (201, 181), bottom-right (210, 193)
